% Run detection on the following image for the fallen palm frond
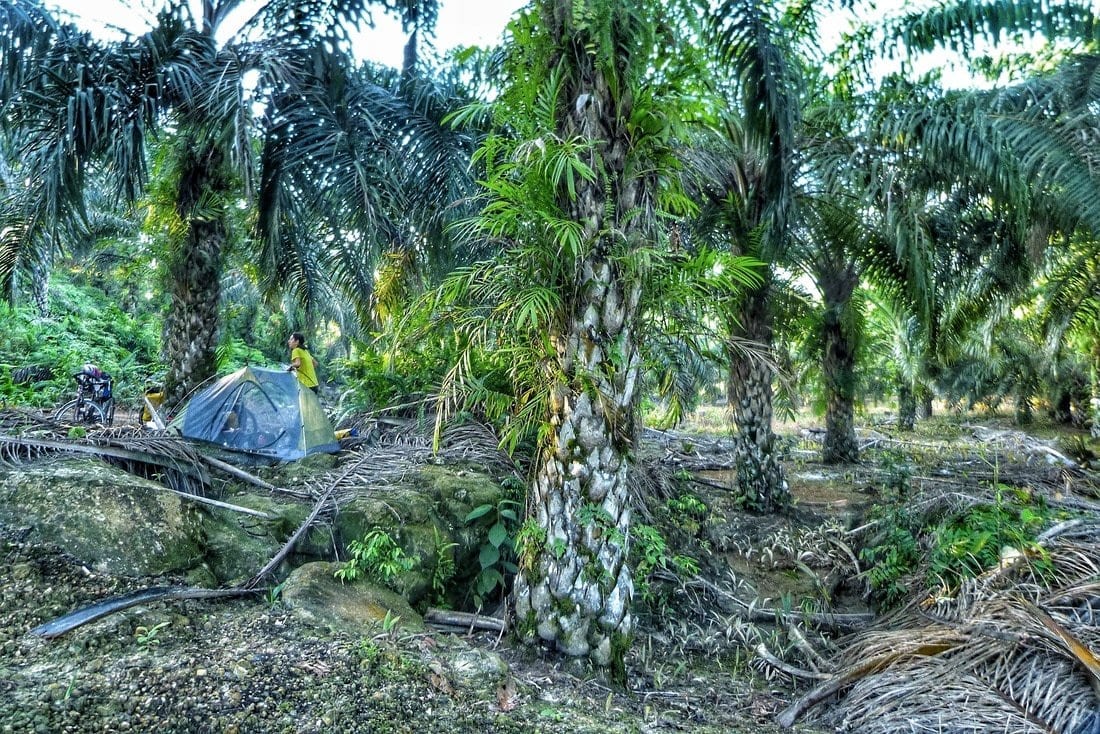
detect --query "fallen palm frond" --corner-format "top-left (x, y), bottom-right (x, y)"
top-left (320, 419), bottom-right (520, 507)
top-left (29, 587), bottom-right (257, 639)
top-left (0, 432), bottom-right (213, 495)
top-left (782, 522), bottom-right (1100, 732)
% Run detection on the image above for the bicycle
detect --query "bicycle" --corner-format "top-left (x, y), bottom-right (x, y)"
top-left (54, 366), bottom-right (115, 426)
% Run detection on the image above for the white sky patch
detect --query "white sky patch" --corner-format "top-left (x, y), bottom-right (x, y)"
top-left (47, 0), bottom-right (529, 65)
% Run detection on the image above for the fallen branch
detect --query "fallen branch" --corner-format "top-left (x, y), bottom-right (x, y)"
top-left (29, 587), bottom-right (256, 639)
top-left (198, 454), bottom-right (313, 499)
top-left (244, 481), bottom-right (337, 589)
top-left (754, 642), bottom-right (831, 681)
top-left (199, 454), bottom-right (278, 491)
top-left (162, 486), bottom-right (274, 519)
top-left (1037, 518), bottom-right (1087, 542)
top-left (424, 608), bottom-right (507, 633)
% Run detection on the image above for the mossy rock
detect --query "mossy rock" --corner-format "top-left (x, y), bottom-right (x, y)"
top-left (0, 457), bottom-right (205, 576)
top-left (281, 561), bottom-right (424, 634)
top-left (418, 465), bottom-right (505, 527)
top-left (201, 492), bottom-right (286, 584)
top-left (337, 487), bottom-right (436, 542)
top-left (330, 465), bottom-right (508, 606)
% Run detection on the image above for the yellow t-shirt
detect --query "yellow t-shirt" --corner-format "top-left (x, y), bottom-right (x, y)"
top-left (291, 347), bottom-right (319, 388)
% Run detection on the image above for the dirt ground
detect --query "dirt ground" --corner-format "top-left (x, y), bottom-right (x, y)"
top-left (3, 408), bottom-right (1097, 733)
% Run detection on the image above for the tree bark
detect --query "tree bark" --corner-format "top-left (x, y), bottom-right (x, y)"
top-left (512, 0), bottom-right (651, 670)
top-left (819, 268), bottom-right (859, 464)
top-left (917, 385), bottom-right (934, 419)
top-left (161, 137), bottom-right (230, 409)
top-left (1091, 349), bottom-right (1100, 439)
top-left (28, 243), bottom-right (51, 317)
top-left (726, 283), bottom-right (789, 512)
top-left (1049, 390), bottom-right (1073, 425)
top-left (898, 382), bottom-right (916, 431)
top-left (513, 273), bottom-right (640, 666)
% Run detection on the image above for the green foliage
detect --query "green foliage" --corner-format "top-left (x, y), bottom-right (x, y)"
top-left (342, 339), bottom-right (441, 412)
top-left (0, 280), bottom-right (161, 409)
top-left (334, 529), bottom-right (415, 591)
top-left (577, 502), bottom-right (625, 546)
top-left (134, 621), bottom-right (170, 648)
top-left (464, 495), bottom-right (521, 609)
top-left (859, 509), bottom-right (922, 608)
top-left (338, 335), bottom-right (524, 450)
top-left (877, 449), bottom-right (914, 499)
top-left (630, 524), bottom-right (699, 603)
top-left (666, 492), bottom-right (708, 536)
top-left (266, 580), bottom-right (288, 609)
top-left (214, 337), bottom-right (270, 373)
top-left (430, 528), bottom-right (458, 602)
top-left (927, 485), bottom-right (1055, 591)
top-left (860, 481), bottom-right (1058, 609)
top-left (514, 518), bottom-right (547, 576)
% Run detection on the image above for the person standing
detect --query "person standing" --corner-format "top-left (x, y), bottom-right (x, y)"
top-left (287, 332), bottom-right (319, 392)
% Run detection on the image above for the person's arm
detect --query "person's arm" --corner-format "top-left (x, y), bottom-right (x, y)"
top-left (289, 349), bottom-right (303, 371)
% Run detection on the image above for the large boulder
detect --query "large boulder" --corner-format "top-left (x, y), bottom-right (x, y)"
top-left (331, 465), bottom-right (508, 606)
top-left (200, 490), bottom-right (288, 585)
top-left (0, 457), bottom-right (205, 577)
top-left (0, 452), bottom-right (511, 613)
top-left (280, 561), bottom-right (424, 633)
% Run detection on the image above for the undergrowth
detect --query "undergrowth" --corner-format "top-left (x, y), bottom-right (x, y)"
top-left (859, 460), bottom-right (1061, 609)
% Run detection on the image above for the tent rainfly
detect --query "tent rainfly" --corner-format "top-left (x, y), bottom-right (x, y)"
top-left (171, 366), bottom-right (339, 460)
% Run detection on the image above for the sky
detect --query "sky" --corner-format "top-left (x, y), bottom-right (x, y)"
top-left (46, 0), bottom-right (530, 66)
top-left (363, 0), bottom-right (528, 67)
top-left (44, 0), bottom-right (1028, 89)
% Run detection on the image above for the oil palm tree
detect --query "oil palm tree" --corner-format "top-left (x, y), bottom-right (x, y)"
top-left (698, 0), bottom-right (800, 507)
top-left (0, 0), bottom-right (448, 406)
top-left (702, 0), bottom-right (1099, 483)
top-left (1039, 232), bottom-right (1100, 434)
top-left (421, 0), bottom-right (758, 668)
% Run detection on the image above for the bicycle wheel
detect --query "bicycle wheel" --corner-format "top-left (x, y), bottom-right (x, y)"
top-left (102, 399), bottom-right (116, 426)
top-left (54, 399), bottom-right (105, 425)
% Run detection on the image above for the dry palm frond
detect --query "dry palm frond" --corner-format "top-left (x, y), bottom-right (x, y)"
top-left (0, 430), bottom-right (213, 496)
top-left (786, 522), bottom-right (1100, 733)
top-left (435, 419), bottom-right (521, 476)
top-left (320, 419), bottom-right (519, 508)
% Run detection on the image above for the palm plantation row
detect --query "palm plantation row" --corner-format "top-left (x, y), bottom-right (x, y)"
top-left (1, 0), bottom-right (1098, 668)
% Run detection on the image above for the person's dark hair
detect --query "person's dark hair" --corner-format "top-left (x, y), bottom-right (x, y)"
top-left (291, 332), bottom-right (307, 348)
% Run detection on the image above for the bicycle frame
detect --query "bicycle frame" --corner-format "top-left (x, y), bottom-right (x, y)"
top-left (54, 372), bottom-right (115, 426)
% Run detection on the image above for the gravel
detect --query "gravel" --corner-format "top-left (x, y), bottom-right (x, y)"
top-left (0, 523), bottom-right (818, 734)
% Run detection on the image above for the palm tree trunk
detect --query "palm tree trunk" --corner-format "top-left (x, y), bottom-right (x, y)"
top-left (28, 245), bottom-right (51, 317)
top-left (726, 283), bottom-right (789, 511)
top-left (162, 221), bottom-right (224, 409)
top-left (514, 271), bottom-right (640, 668)
top-left (820, 272), bottom-right (859, 464)
top-left (898, 383), bottom-right (916, 431)
top-left (513, 0), bottom-right (649, 670)
top-left (917, 386), bottom-right (934, 419)
top-left (1015, 395), bottom-right (1033, 425)
top-left (1049, 390), bottom-right (1072, 425)
top-left (1091, 348), bottom-right (1100, 439)
top-left (161, 138), bottom-right (229, 408)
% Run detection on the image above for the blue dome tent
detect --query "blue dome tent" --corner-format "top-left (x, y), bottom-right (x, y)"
top-left (170, 366), bottom-right (338, 461)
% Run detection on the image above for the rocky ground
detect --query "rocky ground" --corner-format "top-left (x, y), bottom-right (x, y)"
top-left (6, 415), bottom-right (1095, 734)
top-left (0, 521), bottom-right (825, 734)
